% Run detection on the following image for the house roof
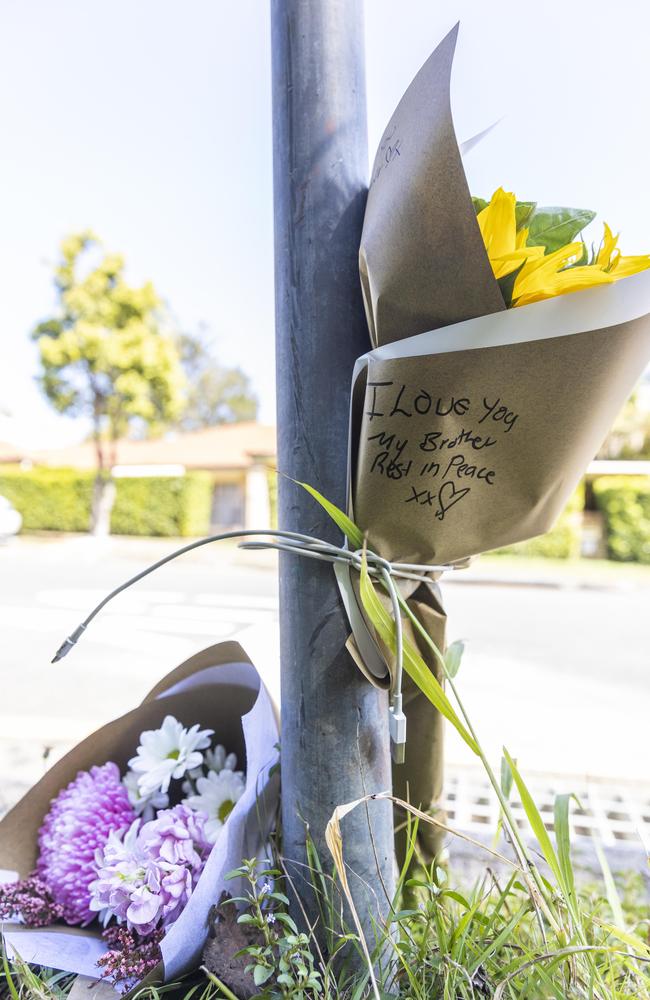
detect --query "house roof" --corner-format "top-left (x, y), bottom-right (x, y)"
top-left (29, 422), bottom-right (277, 471)
top-left (0, 440), bottom-right (25, 464)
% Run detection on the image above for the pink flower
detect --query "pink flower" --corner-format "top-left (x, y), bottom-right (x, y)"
top-left (97, 926), bottom-right (163, 993)
top-left (89, 805), bottom-right (210, 936)
top-left (37, 763), bottom-right (136, 925)
top-left (0, 876), bottom-right (65, 927)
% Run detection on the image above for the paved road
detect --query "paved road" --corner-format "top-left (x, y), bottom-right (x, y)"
top-left (0, 536), bottom-right (648, 788)
top-left (0, 536), bottom-right (279, 740)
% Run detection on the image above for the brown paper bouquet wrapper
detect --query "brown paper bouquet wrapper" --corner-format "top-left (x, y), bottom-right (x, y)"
top-left (0, 641), bottom-right (279, 997)
top-left (348, 25), bottom-right (650, 858)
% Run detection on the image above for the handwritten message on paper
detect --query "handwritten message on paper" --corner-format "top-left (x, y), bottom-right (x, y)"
top-left (363, 380), bottom-right (520, 521)
top-left (370, 122), bottom-right (402, 186)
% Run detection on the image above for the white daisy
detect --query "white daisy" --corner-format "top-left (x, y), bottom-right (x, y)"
top-left (128, 715), bottom-right (213, 796)
top-left (183, 744), bottom-right (239, 793)
top-left (205, 745), bottom-right (239, 775)
top-left (183, 768), bottom-right (246, 843)
top-left (122, 769), bottom-right (169, 821)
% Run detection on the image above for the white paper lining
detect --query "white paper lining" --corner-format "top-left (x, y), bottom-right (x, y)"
top-left (359, 267), bottom-right (650, 371)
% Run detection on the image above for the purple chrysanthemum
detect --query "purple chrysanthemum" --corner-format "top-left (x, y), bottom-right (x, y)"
top-left (37, 762), bottom-right (136, 925)
top-left (89, 804), bottom-right (210, 936)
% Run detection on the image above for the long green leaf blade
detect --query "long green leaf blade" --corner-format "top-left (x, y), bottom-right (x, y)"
top-left (1, 950), bottom-right (20, 1000)
top-left (502, 749), bottom-right (563, 888)
top-left (358, 549), bottom-right (478, 755)
top-left (600, 922), bottom-right (650, 958)
top-left (594, 839), bottom-right (626, 930)
top-left (295, 479), bottom-right (364, 549)
top-left (554, 793), bottom-right (577, 909)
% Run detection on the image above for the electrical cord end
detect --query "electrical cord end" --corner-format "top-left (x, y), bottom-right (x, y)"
top-left (389, 695), bottom-right (407, 765)
top-left (51, 623), bottom-right (86, 663)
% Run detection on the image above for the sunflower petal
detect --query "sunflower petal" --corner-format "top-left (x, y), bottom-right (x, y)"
top-left (477, 187), bottom-right (517, 259)
top-left (513, 265), bottom-right (614, 307)
top-left (596, 222), bottom-right (619, 268)
top-left (608, 252), bottom-right (650, 280)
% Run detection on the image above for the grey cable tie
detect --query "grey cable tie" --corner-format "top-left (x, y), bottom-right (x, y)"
top-left (50, 528), bottom-right (456, 758)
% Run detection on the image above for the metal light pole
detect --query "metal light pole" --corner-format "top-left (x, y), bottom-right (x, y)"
top-left (271, 0), bottom-right (395, 938)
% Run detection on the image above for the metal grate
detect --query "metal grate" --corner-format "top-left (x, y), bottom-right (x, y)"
top-left (443, 763), bottom-right (650, 849)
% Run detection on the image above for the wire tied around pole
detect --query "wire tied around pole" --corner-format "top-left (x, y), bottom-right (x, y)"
top-left (50, 529), bottom-right (458, 761)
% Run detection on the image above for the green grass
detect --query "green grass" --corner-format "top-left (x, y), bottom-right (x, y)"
top-left (2, 844), bottom-right (648, 999)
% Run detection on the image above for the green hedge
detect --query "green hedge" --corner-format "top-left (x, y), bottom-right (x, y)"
top-left (0, 467), bottom-right (213, 537)
top-left (110, 474), bottom-right (212, 537)
top-left (491, 484), bottom-right (584, 560)
top-left (592, 476), bottom-right (650, 564)
top-left (0, 466), bottom-right (94, 532)
top-left (268, 468), bottom-right (278, 530)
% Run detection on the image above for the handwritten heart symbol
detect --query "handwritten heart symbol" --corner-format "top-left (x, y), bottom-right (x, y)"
top-left (436, 480), bottom-right (470, 521)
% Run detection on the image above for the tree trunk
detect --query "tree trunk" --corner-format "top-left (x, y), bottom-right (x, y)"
top-left (90, 474), bottom-right (115, 538)
top-left (90, 420), bottom-right (115, 537)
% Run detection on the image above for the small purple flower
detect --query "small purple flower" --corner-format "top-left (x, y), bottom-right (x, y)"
top-left (0, 876), bottom-right (65, 927)
top-left (37, 763), bottom-right (136, 925)
top-left (258, 879), bottom-right (273, 898)
top-left (89, 805), bottom-right (210, 936)
top-left (98, 926), bottom-right (163, 994)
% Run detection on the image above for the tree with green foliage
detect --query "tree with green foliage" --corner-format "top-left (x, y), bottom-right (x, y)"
top-left (175, 330), bottom-right (258, 431)
top-left (31, 231), bottom-right (185, 532)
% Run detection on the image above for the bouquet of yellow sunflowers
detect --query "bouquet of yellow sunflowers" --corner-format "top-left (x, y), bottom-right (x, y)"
top-left (475, 188), bottom-right (649, 308)
top-left (339, 23), bottom-right (650, 840)
top-left (351, 24), bottom-right (650, 570)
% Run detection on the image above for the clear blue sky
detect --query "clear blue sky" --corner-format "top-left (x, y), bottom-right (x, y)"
top-left (2, 0), bottom-right (649, 446)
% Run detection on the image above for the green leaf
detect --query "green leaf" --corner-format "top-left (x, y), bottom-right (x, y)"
top-left (500, 753), bottom-right (514, 801)
top-left (1, 951), bottom-right (20, 1000)
top-left (444, 640), bottom-right (465, 679)
top-left (471, 904), bottom-right (527, 973)
top-left (295, 479), bottom-right (364, 549)
top-left (472, 196), bottom-right (488, 214)
top-left (253, 964), bottom-right (274, 986)
top-left (201, 967), bottom-right (242, 1000)
top-left (554, 793), bottom-right (577, 908)
top-left (527, 206), bottom-right (596, 254)
top-left (274, 912), bottom-right (298, 931)
top-left (358, 547), bottom-right (479, 755)
top-left (600, 921), bottom-right (650, 958)
top-left (515, 200), bottom-right (536, 231)
top-left (502, 749), bottom-right (563, 888)
top-left (497, 259), bottom-right (526, 308)
top-left (441, 889), bottom-right (471, 908)
top-left (594, 838), bottom-right (626, 930)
